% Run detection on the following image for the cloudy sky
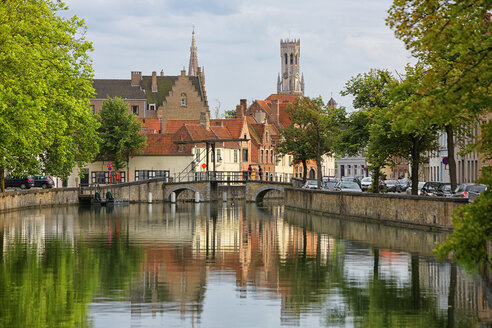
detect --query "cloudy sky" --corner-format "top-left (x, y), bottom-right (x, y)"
top-left (64, 0), bottom-right (414, 114)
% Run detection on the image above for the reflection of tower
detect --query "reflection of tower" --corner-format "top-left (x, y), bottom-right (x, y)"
top-left (277, 39), bottom-right (304, 95)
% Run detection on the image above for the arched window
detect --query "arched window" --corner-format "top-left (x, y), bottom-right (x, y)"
top-left (265, 150), bottom-right (269, 163)
top-left (180, 93), bottom-right (187, 107)
top-left (290, 53), bottom-right (293, 64)
top-left (284, 53), bottom-right (288, 65)
top-left (260, 150), bottom-right (263, 163)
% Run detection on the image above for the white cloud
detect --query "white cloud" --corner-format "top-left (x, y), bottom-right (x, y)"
top-left (63, 0), bottom-right (413, 113)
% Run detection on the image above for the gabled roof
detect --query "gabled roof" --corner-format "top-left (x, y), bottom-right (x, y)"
top-left (218, 118), bottom-right (244, 139)
top-left (165, 119), bottom-right (200, 135)
top-left (92, 80), bottom-right (146, 99)
top-left (256, 100), bottom-right (271, 114)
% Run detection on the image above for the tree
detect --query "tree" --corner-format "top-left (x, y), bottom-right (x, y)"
top-left (224, 110), bottom-right (237, 119)
top-left (388, 64), bottom-right (440, 195)
top-left (277, 96), bottom-right (344, 186)
top-left (98, 98), bottom-right (147, 172)
top-left (387, 0), bottom-right (492, 190)
top-left (0, 0), bottom-right (100, 191)
top-left (340, 69), bottom-right (400, 193)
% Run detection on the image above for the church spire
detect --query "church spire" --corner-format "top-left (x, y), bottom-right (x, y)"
top-left (188, 27), bottom-right (199, 76)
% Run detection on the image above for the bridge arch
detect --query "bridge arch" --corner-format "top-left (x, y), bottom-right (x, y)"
top-left (164, 185), bottom-right (205, 202)
top-left (251, 185), bottom-right (285, 202)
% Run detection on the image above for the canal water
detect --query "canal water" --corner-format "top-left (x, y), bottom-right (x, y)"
top-left (0, 202), bottom-right (490, 328)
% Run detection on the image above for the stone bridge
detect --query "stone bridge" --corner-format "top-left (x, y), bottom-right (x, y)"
top-left (161, 180), bottom-right (291, 202)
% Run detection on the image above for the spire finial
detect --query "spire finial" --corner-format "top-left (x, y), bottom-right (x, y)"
top-left (188, 27), bottom-right (199, 76)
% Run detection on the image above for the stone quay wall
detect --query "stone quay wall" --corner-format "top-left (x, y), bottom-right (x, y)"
top-left (284, 188), bottom-right (468, 230)
top-left (0, 188), bottom-right (79, 213)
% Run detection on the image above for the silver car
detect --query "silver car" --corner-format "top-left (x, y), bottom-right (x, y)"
top-left (334, 181), bottom-right (363, 192)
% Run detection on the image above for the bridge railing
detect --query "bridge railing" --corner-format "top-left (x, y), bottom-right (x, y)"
top-left (170, 171), bottom-right (294, 183)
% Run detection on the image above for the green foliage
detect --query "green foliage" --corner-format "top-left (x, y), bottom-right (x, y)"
top-left (224, 110), bottom-right (236, 119)
top-left (98, 97), bottom-right (147, 171)
top-left (435, 168), bottom-right (492, 271)
top-left (0, 0), bottom-right (100, 185)
top-left (277, 96), bottom-right (344, 184)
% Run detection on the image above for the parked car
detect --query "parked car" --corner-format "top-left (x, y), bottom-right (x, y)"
top-left (4, 176), bottom-right (34, 189)
top-left (421, 182), bottom-right (447, 196)
top-left (359, 177), bottom-right (386, 192)
top-left (322, 181), bottom-right (338, 191)
top-left (435, 183), bottom-right (452, 197)
top-left (334, 181), bottom-right (363, 193)
top-left (33, 175), bottom-right (55, 189)
top-left (398, 178), bottom-right (411, 191)
top-left (341, 176), bottom-right (362, 188)
top-left (360, 177), bottom-right (372, 191)
top-left (384, 179), bottom-right (403, 193)
top-left (406, 181), bottom-right (425, 195)
top-left (453, 183), bottom-right (487, 202)
top-left (303, 180), bottom-right (318, 189)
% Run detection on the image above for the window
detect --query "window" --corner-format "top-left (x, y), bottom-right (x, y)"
top-left (354, 165), bottom-right (358, 176)
top-left (260, 150), bottom-right (263, 163)
top-left (195, 148), bottom-right (201, 162)
top-left (348, 165), bottom-right (351, 176)
top-left (290, 53), bottom-right (293, 64)
top-left (181, 93), bottom-right (187, 107)
top-left (217, 149), bottom-right (222, 161)
top-left (234, 150), bottom-right (238, 163)
top-left (178, 144), bottom-right (184, 152)
top-left (149, 104), bottom-right (156, 111)
top-left (135, 170), bottom-right (169, 181)
top-left (284, 53), bottom-right (288, 65)
top-left (132, 105), bottom-right (139, 115)
top-left (271, 151), bottom-right (274, 164)
top-left (295, 55), bottom-right (298, 65)
top-left (91, 171), bottom-right (109, 184)
top-left (242, 148), bottom-right (248, 162)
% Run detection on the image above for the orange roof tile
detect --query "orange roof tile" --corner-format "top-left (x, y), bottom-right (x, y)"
top-left (165, 119), bottom-right (200, 134)
top-left (138, 118), bottom-right (161, 134)
top-left (143, 134), bottom-right (193, 156)
top-left (266, 94), bottom-right (300, 103)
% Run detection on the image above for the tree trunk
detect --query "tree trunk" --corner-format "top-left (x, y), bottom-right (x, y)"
top-left (0, 166), bottom-right (4, 192)
top-left (445, 124), bottom-right (457, 191)
top-left (316, 149), bottom-right (323, 189)
top-left (302, 159), bottom-right (308, 183)
top-left (411, 136), bottom-right (420, 196)
top-left (371, 167), bottom-right (380, 194)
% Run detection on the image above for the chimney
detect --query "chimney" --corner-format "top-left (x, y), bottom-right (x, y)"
top-left (152, 71), bottom-right (157, 93)
top-left (200, 111), bottom-right (210, 130)
top-left (180, 69), bottom-right (186, 77)
top-left (131, 71), bottom-right (142, 87)
top-left (235, 105), bottom-right (243, 118)
top-left (271, 99), bottom-right (280, 125)
top-left (240, 99), bottom-right (247, 114)
top-left (160, 70), bottom-right (164, 77)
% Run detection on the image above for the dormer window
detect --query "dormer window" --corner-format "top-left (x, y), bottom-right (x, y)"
top-left (181, 93), bottom-right (187, 107)
top-left (149, 104), bottom-right (156, 111)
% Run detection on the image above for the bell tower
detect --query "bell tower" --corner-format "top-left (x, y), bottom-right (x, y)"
top-left (277, 39), bottom-right (304, 95)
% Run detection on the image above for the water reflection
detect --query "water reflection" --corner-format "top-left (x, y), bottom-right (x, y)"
top-left (0, 202), bottom-right (490, 327)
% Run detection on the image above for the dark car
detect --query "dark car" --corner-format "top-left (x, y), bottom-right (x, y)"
top-left (435, 183), bottom-right (452, 197)
top-left (4, 176), bottom-right (34, 189)
top-left (322, 181), bottom-right (338, 190)
top-left (453, 183), bottom-right (487, 202)
top-left (421, 181), bottom-right (447, 196)
top-left (334, 181), bottom-right (363, 192)
top-left (384, 179), bottom-right (403, 193)
top-left (33, 175), bottom-right (55, 189)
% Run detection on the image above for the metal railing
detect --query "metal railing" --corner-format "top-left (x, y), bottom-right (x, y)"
top-left (170, 171), bottom-right (294, 183)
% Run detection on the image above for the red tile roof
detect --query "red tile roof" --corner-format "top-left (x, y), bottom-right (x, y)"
top-left (138, 118), bottom-right (161, 134)
top-left (142, 134), bottom-right (193, 155)
top-left (165, 119), bottom-right (199, 135)
top-left (266, 94), bottom-right (300, 103)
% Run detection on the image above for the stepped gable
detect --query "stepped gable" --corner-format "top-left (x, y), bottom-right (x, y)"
top-left (92, 79), bottom-right (146, 99)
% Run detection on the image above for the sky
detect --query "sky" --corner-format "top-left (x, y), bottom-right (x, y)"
top-left (63, 0), bottom-right (415, 115)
